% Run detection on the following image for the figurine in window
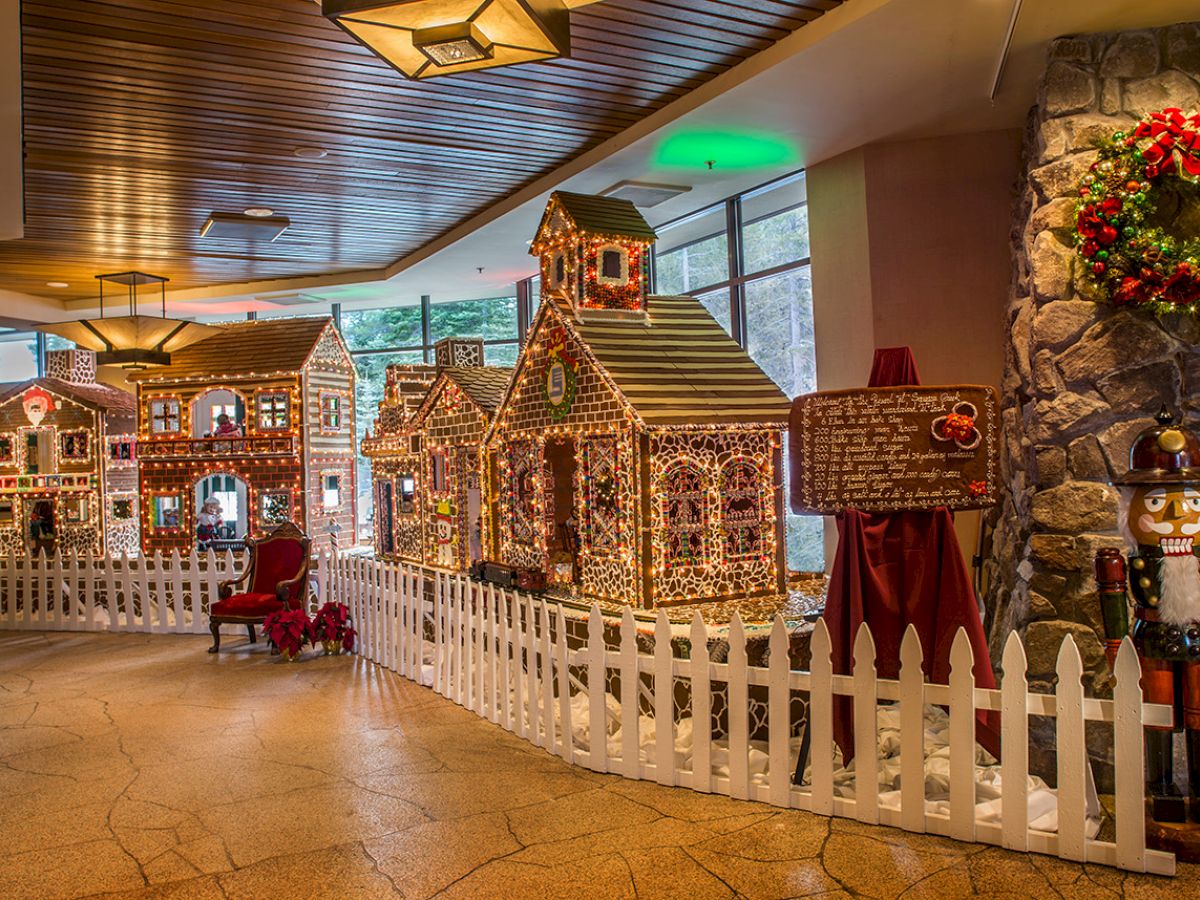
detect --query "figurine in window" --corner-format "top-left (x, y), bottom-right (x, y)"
top-left (212, 413), bottom-right (243, 438)
top-left (195, 498), bottom-right (223, 548)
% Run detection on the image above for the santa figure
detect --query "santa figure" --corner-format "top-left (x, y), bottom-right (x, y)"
top-left (1096, 407), bottom-right (1200, 824)
top-left (195, 498), bottom-right (224, 549)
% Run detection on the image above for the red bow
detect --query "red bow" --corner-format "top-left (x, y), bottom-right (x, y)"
top-left (1134, 108), bottom-right (1200, 178)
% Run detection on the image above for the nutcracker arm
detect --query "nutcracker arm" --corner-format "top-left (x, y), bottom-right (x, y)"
top-left (1094, 547), bottom-right (1130, 670)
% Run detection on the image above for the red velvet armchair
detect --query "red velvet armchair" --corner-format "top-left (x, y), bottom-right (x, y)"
top-left (208, 522), bottom-right (311, 653)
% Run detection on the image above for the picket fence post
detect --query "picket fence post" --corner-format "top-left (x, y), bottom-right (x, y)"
top-left (587, 604), bottom-right (607, 773)
top-left (540, 600), bottom-right (554, 751)
top-left (555, 604), bottom-right (573, 763)
top-left (619, 608), bottom-right (639, 778)
top-left (1000, 632), bottom-right (1029, 852)
top-left (768, 615), bottom-right (790, 807)
top-left (852, 622), bottom-right (879, 825)
top-left (899, 625), bottom-right (925, 833)
top-left (1056, 635), bottom-right (1087, 862)
top-left (654, 610), bottom-right (675, 787)
top-left (690, 613), bottom-right (712, 794)
top-left (1113, 637), bottom-right (1146, 871)
top-left (808, 618), bottom-right (834, 816)
top-left (948, 629), bottom-right (977, 842)
top-left (728, 612), bottom-right (749, 801)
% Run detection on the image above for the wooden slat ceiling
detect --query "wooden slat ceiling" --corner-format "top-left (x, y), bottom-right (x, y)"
top-left (4, 0), bottom-right (842, 302)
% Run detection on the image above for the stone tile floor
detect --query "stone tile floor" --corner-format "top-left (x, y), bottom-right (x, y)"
top-left (0, 631), bottom-right (1197, 900)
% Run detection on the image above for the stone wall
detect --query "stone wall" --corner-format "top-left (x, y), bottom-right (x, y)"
top-left (987, 24), bottom-right (1200, 710)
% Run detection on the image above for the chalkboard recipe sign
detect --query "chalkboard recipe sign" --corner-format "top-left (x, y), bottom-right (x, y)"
top-left (789, 384), bottom-right (999, 515)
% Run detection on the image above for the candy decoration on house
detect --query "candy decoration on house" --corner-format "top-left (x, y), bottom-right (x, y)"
top-left (1074, 107), bottom-right (1200, 313)
top-left (127, 317), bottom-right (356, 554)
top-left (483, 191), bottom-right (791, 606)
top-left (0, 349), bottom-right (138, 557)
top-left (1095, 407), bottom-right (1200, 860)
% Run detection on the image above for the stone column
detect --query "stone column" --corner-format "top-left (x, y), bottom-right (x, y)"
top-left (987, 25), bottom-right (1200, 711)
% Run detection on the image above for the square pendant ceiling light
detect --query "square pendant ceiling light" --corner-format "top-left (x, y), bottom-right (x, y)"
top-left (322, 0), bottom-right (571, 80)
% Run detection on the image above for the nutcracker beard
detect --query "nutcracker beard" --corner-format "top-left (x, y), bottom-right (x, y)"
top-left (1159, 553), bottom-right (1200, 627)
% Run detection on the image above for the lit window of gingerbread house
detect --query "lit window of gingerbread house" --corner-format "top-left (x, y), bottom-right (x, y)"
top-left (127, 317), bottom-right (356, 554)
top-left (530, 191), bottom-right (657, 320)
top-left (0, 349), bottom-right (138, 558)
top-left (485, 192), bottom-right (791, 607)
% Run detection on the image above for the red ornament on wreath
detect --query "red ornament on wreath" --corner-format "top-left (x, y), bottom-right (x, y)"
top-left (1074, 107), bottom-right (1200, 314)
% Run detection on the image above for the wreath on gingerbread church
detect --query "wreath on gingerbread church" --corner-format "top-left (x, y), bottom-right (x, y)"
top-left (1074, 107), bottom-right (1200, 313)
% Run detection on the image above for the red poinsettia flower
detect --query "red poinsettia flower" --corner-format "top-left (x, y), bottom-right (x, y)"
top-left (1080, 239), bottom-right (1099, 258)
top-left (1099, 197), bottom-right (1123, 216)
top-left (312, 601), bottom-right (355, 647)
top-left (966, 480), bottom-right (989, 499)
top-left (263, 608), bottom-right (313, 657)
top-left (1096, 224), bottom-right (1119, 246)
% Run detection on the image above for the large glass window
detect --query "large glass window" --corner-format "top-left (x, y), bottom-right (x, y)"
top-left (654, 204), bottom-right (728, 295)
top-left (342, 306), bottom-right (423, 352)
top-left (741, 172), bottom-right (809, 274)
top-left (429, 296), bottom-right (518, 344)
top-left (652, 169), bottom-right (819, 573)
top-left (0, 331), bottom-right (38, 380)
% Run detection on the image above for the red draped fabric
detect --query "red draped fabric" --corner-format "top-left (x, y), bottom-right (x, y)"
top-left (823, 347), bottom-right (1001, 764)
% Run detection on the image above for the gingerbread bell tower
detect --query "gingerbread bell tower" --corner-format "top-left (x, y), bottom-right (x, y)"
top-left (529, 191), bottom-right (657, 321)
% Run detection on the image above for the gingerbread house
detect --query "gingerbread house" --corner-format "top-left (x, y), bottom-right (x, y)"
top-left (362, 362), bottom-right (438, 563)
top-left (127, 317), bottom-right (356, 554)
top-left (363, 337), bottom-right (511, 571)
top-left (483, 192), bottom-right (792, 607)
top-left (412, 339), bottom-right (512, 571)
top-left (0, 349), bottom-right (138, 557)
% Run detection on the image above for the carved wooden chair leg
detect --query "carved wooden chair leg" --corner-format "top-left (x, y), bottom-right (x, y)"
top-left (209, 621), bottom-right (221, 654)
top-left (247, 624), bottom-right (257, 644)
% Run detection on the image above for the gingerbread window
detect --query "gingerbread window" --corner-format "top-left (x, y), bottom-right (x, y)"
top-left (149, 398), bottom-right (180, 434)
top-left (661, 461), bottom-right (707, 569)
top-left (256, 391), bottom-right (290, 431)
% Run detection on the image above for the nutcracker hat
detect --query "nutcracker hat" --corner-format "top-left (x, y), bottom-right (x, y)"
top-left (1112, 406), bottom-right (1200, 485)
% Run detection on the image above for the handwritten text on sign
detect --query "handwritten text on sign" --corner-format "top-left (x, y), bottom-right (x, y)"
top-left (789, 385), bottom-right (999, 514)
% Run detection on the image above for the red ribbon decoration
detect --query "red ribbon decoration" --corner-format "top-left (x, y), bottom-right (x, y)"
top-left (1134, 107), bottom-right (1200, 178)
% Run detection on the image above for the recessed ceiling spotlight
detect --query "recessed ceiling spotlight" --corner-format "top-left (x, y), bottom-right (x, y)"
top-left (243, 207), bottom-right (275, 218)
top-left (294, 147), bottom-right (328, 159)
top-left (46, 281), bottom-right (69, 288)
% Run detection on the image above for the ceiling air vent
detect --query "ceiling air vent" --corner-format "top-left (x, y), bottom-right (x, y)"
top-left (200, 212), bottom-right (290, 242)
top-left (600, 181), bottom-right (691, 208)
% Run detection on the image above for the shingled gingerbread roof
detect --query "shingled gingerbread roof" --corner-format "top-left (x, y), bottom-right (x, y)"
top-left (0, 377), bottom-right (136, 414)
top-left (531, 191), bottom-right (657, 253)
top-left (127, 316), bottom-right (337, 382)
top-left (416, 366), bottom-right (514, 424)
top-left (497, 294), bottom-right (790, 429)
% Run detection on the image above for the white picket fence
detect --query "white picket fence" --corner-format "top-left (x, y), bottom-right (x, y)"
top-left (326, 554), bottom-right (1177, 876)
top-left (0, 550), bottom-right (238, 633)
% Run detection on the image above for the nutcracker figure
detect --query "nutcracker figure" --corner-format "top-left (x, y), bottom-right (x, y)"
top-left (1095, 407), bottom-right (1200, 824)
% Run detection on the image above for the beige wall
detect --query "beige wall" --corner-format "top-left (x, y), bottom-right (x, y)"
top-left (806, 129), bottom-right (1021, 568)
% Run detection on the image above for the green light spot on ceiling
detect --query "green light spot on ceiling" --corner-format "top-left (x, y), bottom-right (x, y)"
top-left (654, 130), bottom-right (797, 171)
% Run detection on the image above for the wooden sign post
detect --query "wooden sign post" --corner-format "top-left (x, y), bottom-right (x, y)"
top-left (789, 385), bottom-right (999, 515)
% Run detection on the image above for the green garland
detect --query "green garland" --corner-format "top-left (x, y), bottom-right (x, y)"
top-left (1073, 107), bottom-right (1200, 314)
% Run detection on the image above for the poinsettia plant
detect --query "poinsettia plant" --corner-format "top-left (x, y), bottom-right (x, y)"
top-left (262, 608), bottom-right (313, 660)
top-left (311, 601), bottom-right (357, 654)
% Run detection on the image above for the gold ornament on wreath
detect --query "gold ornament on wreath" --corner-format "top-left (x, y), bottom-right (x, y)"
top-left (1074, 107), bottom-right (1200, 313)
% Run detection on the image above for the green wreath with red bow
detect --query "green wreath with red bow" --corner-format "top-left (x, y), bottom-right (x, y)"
top-left (1074, 107), bottom-right (1200, 313)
